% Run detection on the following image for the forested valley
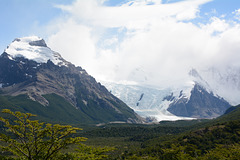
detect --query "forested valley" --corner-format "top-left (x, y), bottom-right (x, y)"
top-left (1, 105), bottom-right (240, 159)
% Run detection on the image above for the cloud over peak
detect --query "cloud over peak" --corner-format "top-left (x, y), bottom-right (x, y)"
top-left (47, 0), bottom-right (240, 88)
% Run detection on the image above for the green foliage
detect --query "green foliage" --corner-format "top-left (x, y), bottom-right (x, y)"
top-left (78, 105), bottom-right (240, 159)
top-left (0, 109), bottom-right (113, 160)
top-left (216, 104), bottom-right (240, 122)
top-left (1, 102), bottom-right (239, 159)
top-left (178, 120), bottom-right (240, 154)
top-left (73, 144), bottom-right (114, 160)
top-left (81, 124), bottom-right (187, 141)
top-left (0, 109), bottom-right (86, 159)
top-left (199, 143), bottom-right (240, 160)
top-left (122, 120), bottom-right (240, 159)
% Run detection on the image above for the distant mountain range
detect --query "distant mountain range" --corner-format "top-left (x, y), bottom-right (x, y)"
top-left (102, 66), bottom-right (240, 120)
top-left (0, 36), bottom-right (143, 124)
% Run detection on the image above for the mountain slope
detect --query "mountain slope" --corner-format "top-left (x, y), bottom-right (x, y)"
top-left (214, 104), bottom-right (240, 123)
top-left (0, 36), bottom-right (142, 124)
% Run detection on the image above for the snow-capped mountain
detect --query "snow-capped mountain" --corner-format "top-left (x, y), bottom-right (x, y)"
top-left (0, 36), bottom-right (143, 124)
top-left (5, 36), bottom-right (69, 67)
top-left (102, 67), bottom-right (234, 121)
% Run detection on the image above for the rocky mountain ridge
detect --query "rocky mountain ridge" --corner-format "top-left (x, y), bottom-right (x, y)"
top-left (0, 36), bottom-right (142, 124)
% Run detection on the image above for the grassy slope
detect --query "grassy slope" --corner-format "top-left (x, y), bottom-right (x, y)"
top-left (0, 94), bottom-right (96, 125)
top-left (214, 104), bottom-right (240, 122)
top-left (0, 93), bottom-right (141, 126)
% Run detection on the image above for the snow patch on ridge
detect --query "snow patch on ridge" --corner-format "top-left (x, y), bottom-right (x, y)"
top-left (5, 36), bottom-right (68, 67)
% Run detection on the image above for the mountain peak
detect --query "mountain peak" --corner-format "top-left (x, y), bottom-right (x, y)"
top-left (189, 68), bottom-right (201, 79)
top-left (13, 36), bottom-right (47, 47)
top-left (4, 36), bottom-right (68, 67)
top-left (13, 36), bottom-right (45, 44)
top-left (0, 36), bottom-right (143, 124)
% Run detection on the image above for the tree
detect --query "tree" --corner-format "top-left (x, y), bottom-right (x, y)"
top-left (199, 144), bottom-right (240, 160)
top-left (0, 109), bottom-right (87, 160)
top-left (73, 144), bottom-right (114, 160)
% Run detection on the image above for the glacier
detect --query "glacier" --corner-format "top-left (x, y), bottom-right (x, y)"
top-left (102, 81), bottom-right (195, 121)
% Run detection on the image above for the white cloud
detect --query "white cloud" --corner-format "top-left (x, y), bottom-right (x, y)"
top-left (46, 0), bottom-right (240, 88)
top-left (200, 17), bottom-right (229, 34)
top-left (233, 8), bottom-right (240, 21)
top-left (47, 19), bottom-right (97, 70)
top-left (56, 0), bottom-right (212, 28)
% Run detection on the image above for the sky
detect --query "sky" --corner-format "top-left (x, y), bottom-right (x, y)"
top-left (1, 0), bottom-right (240, 87)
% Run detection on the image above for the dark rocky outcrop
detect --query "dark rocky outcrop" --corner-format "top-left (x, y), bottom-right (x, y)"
top-left (29, 39), bottom-right (47, 47)
top-left (167, 85), bottom-right (231, 118)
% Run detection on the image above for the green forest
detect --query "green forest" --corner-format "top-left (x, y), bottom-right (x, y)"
top-left (1, 105), bottom-right (240, 159)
